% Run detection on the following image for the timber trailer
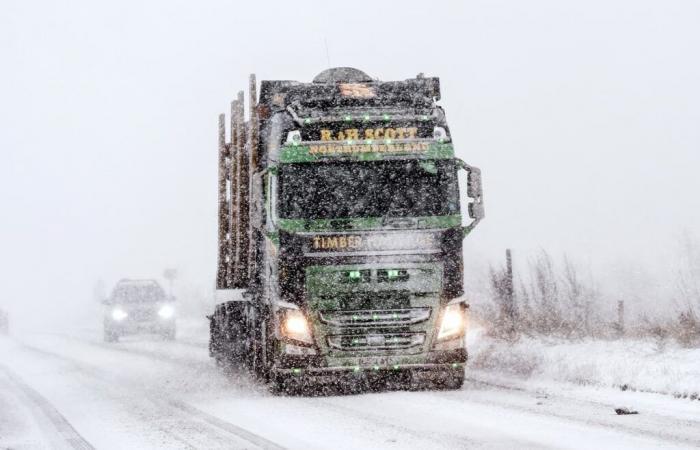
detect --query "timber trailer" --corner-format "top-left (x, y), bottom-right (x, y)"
top-left (208, 68), bottom-right (484, 393)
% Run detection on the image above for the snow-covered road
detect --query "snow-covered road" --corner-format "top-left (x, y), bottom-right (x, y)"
top-left (1, 330), bottom-right (698, 450)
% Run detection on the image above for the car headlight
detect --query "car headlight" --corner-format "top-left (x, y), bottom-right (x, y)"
top-left (280, 309), bottom-right (313, 345)
top-left (111, 308), bottom-right (128, 321)
top-left (437, 303), bottom-right (465, 340)
top-left (158, 304), bottom-right (175, 319)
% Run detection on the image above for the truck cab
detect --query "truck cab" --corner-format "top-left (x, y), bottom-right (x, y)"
top-left (210, 68), bottom-right (484, 393)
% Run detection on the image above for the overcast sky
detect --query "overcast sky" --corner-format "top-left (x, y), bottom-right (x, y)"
top-left (2, 0), bottom-right (699, 321)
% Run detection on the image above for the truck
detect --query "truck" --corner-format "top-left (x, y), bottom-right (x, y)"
top-left (208, 67), bottom-right (484, 393)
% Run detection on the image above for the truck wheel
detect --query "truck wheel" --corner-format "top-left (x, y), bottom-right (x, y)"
top-left (406, 370), bottom-right (464, 391)
top-left (440, 372), bottom-right (465, 390)
top-left (271, 374), bottom-right (303, 396)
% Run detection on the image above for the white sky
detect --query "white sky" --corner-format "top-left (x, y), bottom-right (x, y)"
top-left (2, 0), bottom-right (700, 320)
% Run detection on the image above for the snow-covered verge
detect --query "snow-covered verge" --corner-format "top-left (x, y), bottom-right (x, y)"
top-left (467, 327), bottom-right (700, 400)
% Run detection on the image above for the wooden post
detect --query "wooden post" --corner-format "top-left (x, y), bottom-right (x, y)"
top-left (216, 113), bottom-right (228, 289)
top-left (234, 91), bottom-right (249, 288)
top-left (617, 300), bottom-right (625, 337)
top-left (247, 74), bottom-right (259, 281)
top-left (505, 249), bottom-right (516, 335)
top-left (227, 100), bottom-right (239, 288)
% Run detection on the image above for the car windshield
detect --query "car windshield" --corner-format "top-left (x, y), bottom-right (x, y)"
top-left (278, 159), bottom-right (459, 220)
top-left (110, 284), bottom-right (165, 304)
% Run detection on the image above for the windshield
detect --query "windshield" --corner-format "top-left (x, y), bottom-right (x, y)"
top-left (279, 159), bottom-right (459, 220)
top-left (110, 283), bottom-right (165, 304)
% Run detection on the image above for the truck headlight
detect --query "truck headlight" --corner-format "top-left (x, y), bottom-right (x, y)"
top-left (437, 303), bottom-right (465, 340)
top-left (111, 308), bottom-right (128, 321)
top-left (158, 304), bottom-right (175, 319)
top-left (281, 309), bottom-right (313, 345)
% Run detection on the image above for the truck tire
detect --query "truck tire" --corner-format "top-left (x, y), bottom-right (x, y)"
top-left (440, 372), bottom-right (465, 390)
top-left (407, 370), bottom-right (464, 391)
top-left (270, 374), bottom-right (303, 396)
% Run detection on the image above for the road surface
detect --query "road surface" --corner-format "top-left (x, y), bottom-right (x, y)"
top-left (1, 328), bottom-right (698, 449)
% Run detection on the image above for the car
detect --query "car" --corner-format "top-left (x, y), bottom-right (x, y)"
top-left (0, 308), bottom-right (8, 335)
top-left (103, 279), bottom-right (176, 342)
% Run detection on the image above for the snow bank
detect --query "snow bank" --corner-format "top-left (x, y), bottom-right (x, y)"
top-left (467, 327), bottom-right (700, 399)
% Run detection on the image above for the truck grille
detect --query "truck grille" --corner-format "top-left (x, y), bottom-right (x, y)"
top-left (319, 307), bottom-right (431, 328)
top-left (327, 332), bottom-right (425, 350)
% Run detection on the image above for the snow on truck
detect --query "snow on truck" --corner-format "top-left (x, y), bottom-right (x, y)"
top-left (208, 67), bottom-right (484, 393)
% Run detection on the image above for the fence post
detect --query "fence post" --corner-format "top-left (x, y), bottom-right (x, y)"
top-left (617, 300), bottom-right (625, 337)
top-left (505, 249), bottom-right (516, 335)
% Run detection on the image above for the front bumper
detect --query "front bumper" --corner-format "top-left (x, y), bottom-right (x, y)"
top-left (272, 348), bottom-right (466, 376)
top-left (105, 319), bottom-right (175, 334)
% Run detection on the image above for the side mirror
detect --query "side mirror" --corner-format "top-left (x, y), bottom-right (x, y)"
top-left (467, 167), bottom-right (482, 199)
top-left (457, 159), bottom-right (485, 234)
top-left (468, 202), bottom-right (485, 221)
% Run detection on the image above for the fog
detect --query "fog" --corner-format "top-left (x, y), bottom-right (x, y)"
top-left (2, 0), bottom-right (700, 325)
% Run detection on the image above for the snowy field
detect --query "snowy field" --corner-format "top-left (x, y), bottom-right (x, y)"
top-left (1, 318), bottom-right (699, 449)
top-left (469, 328), bottom-right (700, 400)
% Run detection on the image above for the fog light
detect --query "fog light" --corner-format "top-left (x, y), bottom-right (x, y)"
top-left (437, 303), bottom-right (465, 340)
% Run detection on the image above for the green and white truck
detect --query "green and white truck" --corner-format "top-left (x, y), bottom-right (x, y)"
top-left (208, 68), bottom-right (484, 393)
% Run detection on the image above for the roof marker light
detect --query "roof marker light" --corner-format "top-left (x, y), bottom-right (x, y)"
top-left (344, 115), bottom-right (352, 122)
top-left (363, 114), bottom-right (370, 121)
top-left (286, 130), bottom-right (302, 146)
top-left (382, 114), bottom-right (390, 121)
top-left (303, 118), bottom-right (312, 124)
top-left (433, 126), bottom-right (448, 143)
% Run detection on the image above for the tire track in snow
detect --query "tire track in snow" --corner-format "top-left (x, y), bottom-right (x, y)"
top-left (15, 340), bottom-right (286, 450)
top-left (33, 331), bottom-right (212, 369)
top-left (437, 376), bottom-right (700, 448)
top-left (0, 363), bottom-right (95, 450)
top-left (168, 399), bottom-right (285, 450)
